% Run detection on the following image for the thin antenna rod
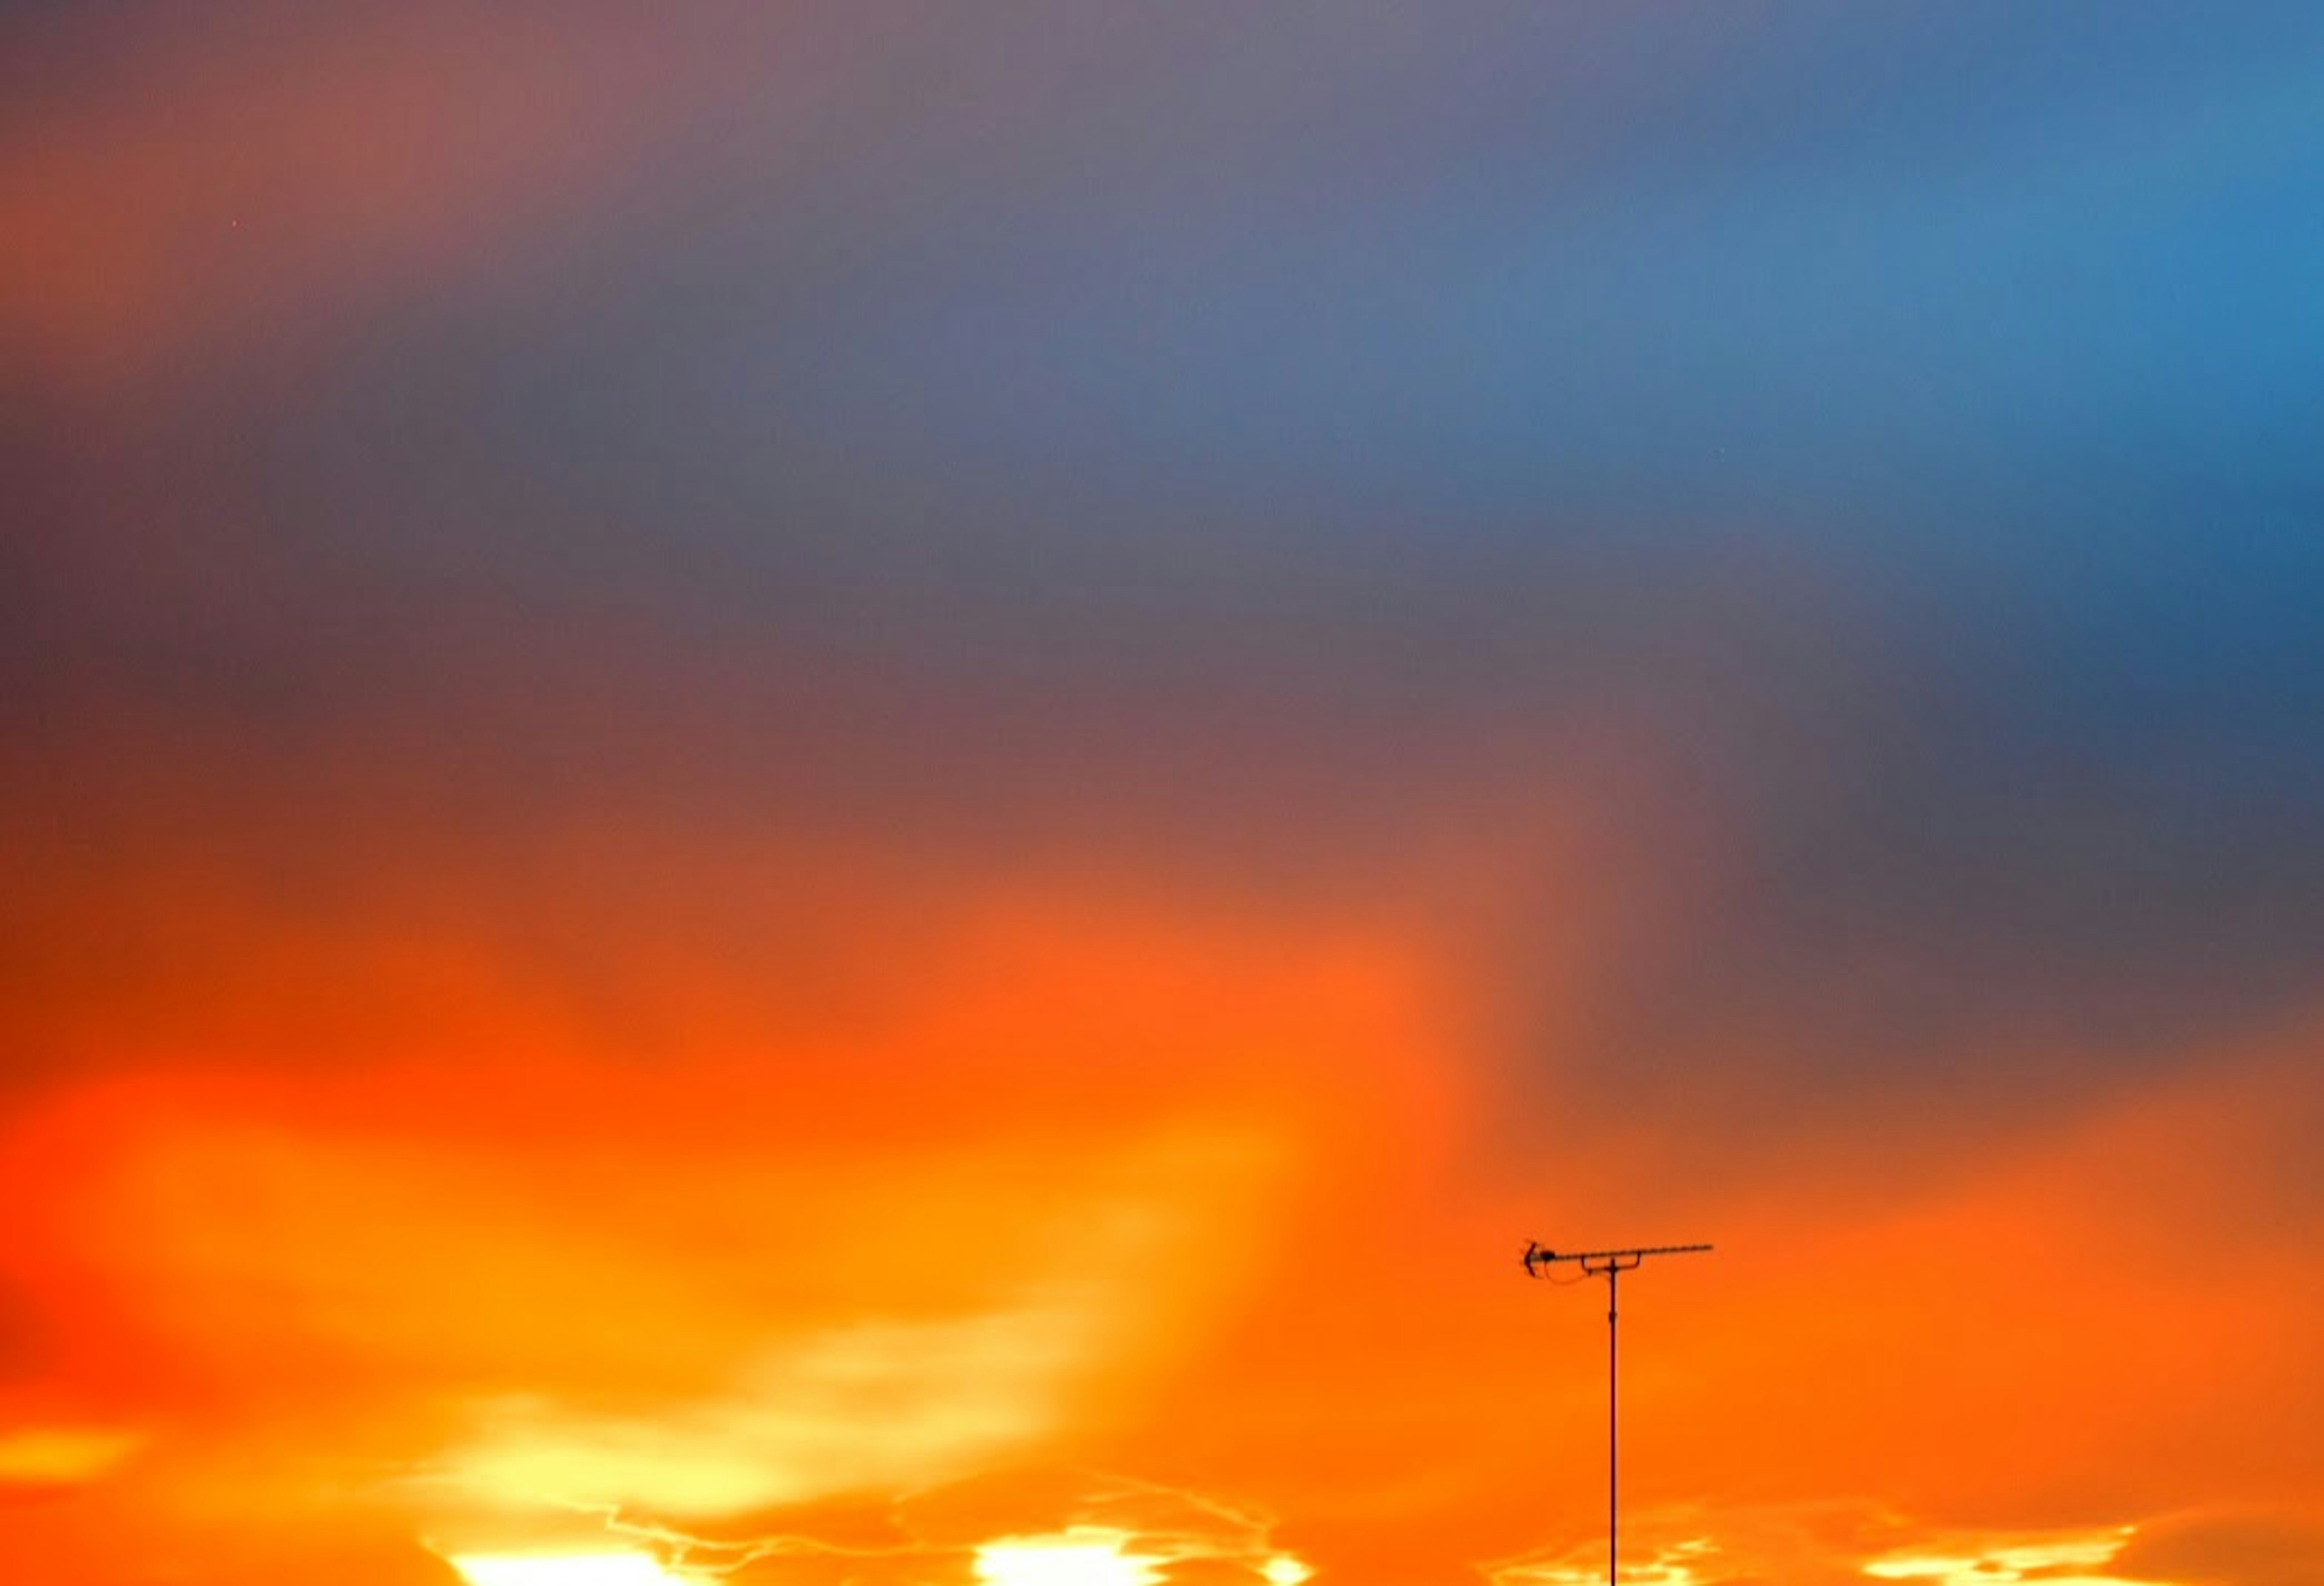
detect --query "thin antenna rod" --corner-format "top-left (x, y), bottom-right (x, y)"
top-left (1522, 1240), bottom-right (1711, 1585)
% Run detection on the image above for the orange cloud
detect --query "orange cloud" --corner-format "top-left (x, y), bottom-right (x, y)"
top-left (0, 867), bottom-right (1454, 1579)
top-left (0, 673), bottom-right (2315, 1586)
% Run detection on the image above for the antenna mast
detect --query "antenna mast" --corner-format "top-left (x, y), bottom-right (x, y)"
top-left (1523, 1240), bottom-right (1712, 1586)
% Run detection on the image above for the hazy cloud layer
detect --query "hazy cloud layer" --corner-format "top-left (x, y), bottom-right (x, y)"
top-left (3, 5), bottom-right (2320, 1584)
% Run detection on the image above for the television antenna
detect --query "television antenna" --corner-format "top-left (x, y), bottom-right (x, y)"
top-left (1523, 1240), bottom-right (1712, 1585)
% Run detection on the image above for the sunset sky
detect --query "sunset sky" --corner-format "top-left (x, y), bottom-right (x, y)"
top-left (5, 5), bottom-right (2322, 1584)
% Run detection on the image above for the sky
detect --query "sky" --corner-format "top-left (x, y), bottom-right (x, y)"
top-left (4, 4), bottom-right (2322, 1584)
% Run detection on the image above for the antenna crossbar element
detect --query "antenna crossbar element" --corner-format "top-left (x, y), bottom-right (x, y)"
top-left (1522, 1239), bottom-right (1711, 1586)
top-left (1523, 1241), bottom-right (1710, 1277)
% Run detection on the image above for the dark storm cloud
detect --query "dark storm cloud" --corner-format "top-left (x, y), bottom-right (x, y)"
top-left (1533, 500), bottom-right (2324, 1115)
top-left (7, 2), bottom-right (2322, 1115)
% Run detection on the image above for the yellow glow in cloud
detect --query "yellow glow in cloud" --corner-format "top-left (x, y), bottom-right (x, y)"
top-left (448, 1553), bottom-right (692, 1586)
top-left (422, 1118), bottom-right (1294, 1522)
top-left (976, 1529), bottom-right (1164, 1586)
top-left (1863, 1525), bottom-right (2138, 1584)
top-left (439, 1305), bottom-right (1090, 1516)
top-left (0, 1426), bottom-right (144, 1484)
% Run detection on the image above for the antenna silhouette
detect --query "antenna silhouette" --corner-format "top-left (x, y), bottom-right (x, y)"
top-left (1523, 1240), bottom-right (1712, 1586)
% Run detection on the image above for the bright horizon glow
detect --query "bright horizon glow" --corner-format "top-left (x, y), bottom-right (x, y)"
top-left (447, 1553), bottom-right (692, 1586)
top-left (974, 1530), bottom-right (1164, 1586)
top-left (1862, 1527), bottom-right (2137, 1584)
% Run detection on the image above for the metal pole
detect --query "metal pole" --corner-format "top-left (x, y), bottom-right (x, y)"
top-left (1521, 1241), bottom-right (1710, 1586)
top-left (1607, 1261), bottom-right (1618, 1586)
